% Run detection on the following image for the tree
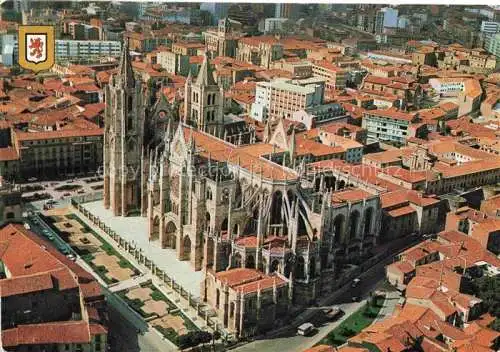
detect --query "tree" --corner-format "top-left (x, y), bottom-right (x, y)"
top-left (151, 22), bottom-right (166, 30)
top-left (11, 65), bottom-right (21, 76)
top-left (178, 330), bottom-right (213, 349)
top-left (472, 276), bottom-right (500, 316)
top-left (281, 20), bottom-right (296, 35)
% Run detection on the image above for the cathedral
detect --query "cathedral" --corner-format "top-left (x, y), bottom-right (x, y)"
top-left (104, 43), bottom-right (382, 337)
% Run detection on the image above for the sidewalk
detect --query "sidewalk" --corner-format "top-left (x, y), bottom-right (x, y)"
top-left (108, 273), bottom-right (152, 293)
top-left (375, 290), bottom-right (400, 322)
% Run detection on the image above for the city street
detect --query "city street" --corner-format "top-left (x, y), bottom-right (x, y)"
top-left (107, 302), bottom-right (176, 352)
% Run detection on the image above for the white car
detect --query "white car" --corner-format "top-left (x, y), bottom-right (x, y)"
top-left (297, 323), bottom-right (315, 336)
top-left (351, 278), bottom-right (361, 288)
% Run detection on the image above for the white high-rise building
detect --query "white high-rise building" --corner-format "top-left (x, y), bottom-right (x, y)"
top-left (481, 21), bottom-right (500, 35)
top-left (486, 33), bottom-right (500, 58)
top-left (380, 7), bottom-right (399, 28)
top-left (250, 78), bottom-right (324, 122)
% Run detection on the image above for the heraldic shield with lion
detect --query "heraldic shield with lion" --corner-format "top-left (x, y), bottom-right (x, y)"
top-left (18, 26), bottom-right (55, 72)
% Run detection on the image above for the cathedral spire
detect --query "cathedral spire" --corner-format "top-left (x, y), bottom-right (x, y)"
top-left (195, 52), bottom-right (216, 87)
top-left (263, 119), bottom-right (272, 143)
top-left (119, 38), bottom-right (135, 88)
top-left (289, 127), bottom-right (296, 167)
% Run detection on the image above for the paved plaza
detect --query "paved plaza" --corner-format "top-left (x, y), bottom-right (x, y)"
top-left (82, 200), bottom-right (204, 297)
top-left (151, 315), bottom-right (188, 335)
top-left (93, 253), bottom-right (135, 281)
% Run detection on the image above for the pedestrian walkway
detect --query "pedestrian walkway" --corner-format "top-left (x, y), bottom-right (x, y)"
top-left (375, 290), bottom-right (400, 322)
top-left (82, 200), bottom-right (203, 297)
top-left (108, 273), bottom-right (152, 293)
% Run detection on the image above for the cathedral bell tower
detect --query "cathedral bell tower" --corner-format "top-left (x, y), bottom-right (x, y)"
top-left (103, 39), bottom-right (145, 216)
top-left (183, 53), bottom-right (224, 137)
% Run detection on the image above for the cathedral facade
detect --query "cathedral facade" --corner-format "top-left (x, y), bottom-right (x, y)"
top-left (104, 44), bottom-right (382, 336)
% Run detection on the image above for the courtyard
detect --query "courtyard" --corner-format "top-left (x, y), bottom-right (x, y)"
top-left (45, 208), bottom-right (139, 284)
top-left (81, 200), bottom-right (203, 297)
top-left (117, 281), bottom-right (199, 346)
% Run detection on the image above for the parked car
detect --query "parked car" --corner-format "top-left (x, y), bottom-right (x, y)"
top-left (352, 296), bottom-right (361, 302)
top-left (352, 278), bottom-right (361, 288)
top-left (323, 306), bottom-right (343, 321)
top-left (297, 323), bottom-right (315, 336)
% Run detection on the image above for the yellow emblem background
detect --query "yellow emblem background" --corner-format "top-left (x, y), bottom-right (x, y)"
top-left (18, 25), bottom-right (55, 72)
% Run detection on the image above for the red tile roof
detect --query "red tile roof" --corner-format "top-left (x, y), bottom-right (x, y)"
top-left (331, 188), bottom-right (375, 204)
top-left (2, 321), bottom-right (91, 347)
top-left (0, 147), bottom-right (20, 161)
top-left (0, 224), bottom-right (101, 300)
top-left (182, 127), bottom-right (296, 181)
top-left (235, 236), bottom-right (258, 248)
top-left (215, 267), bottom-right (287, 294)
top-left (0, 272), bottom-right (53, 297)
top-left (364, 108), bottom-right (417, 122)
top-left (387, 205), bottom-right (416, 217)
top-left (15, 128), bottom-right (103, 141)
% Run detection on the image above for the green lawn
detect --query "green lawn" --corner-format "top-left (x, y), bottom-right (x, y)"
top-left (154, 325), bottom-right (179, 345)
top-left (64, 213), bottom-right (140, 276)
top-left (117, 290), bottom-right (156, 319)
top-left (319, 297), bottom-right (384, 347)
top-left (150, 288), bottom-right (177, 310)
top-left (153, 311), bottom-right (200, 346)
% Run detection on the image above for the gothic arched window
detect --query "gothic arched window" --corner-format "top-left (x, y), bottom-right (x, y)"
top-left (128, 96), bottom-right (133, 112)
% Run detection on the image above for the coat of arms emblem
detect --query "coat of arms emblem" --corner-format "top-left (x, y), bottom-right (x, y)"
top-left (18, 26), bottom-right (55, 72)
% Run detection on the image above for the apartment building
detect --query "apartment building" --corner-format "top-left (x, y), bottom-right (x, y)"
top-left (291, 103), bottom-right (348, 129)
top-left (486, 33), bottom-right (500, 58)
top-left (157, 50), bottom-right (190, 76)
top-left (250, 78), bottom-right (324, 122)
top-left (362, 108), bottom-right (420, 144)
top-left (124, 30), bottom-right (173, 52)
top-left (6, 128), bottom-right (104, 181)
top-left (172, 41), bottom-right (205, 56)
top-left (311, 60), bottom-right (346, 90)
top-left (65, 21), bottom-right (101, 40)
top-left (56, 40), bottom-right (121, 62)
top-left (429, 78), bottom-right (482, 116)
